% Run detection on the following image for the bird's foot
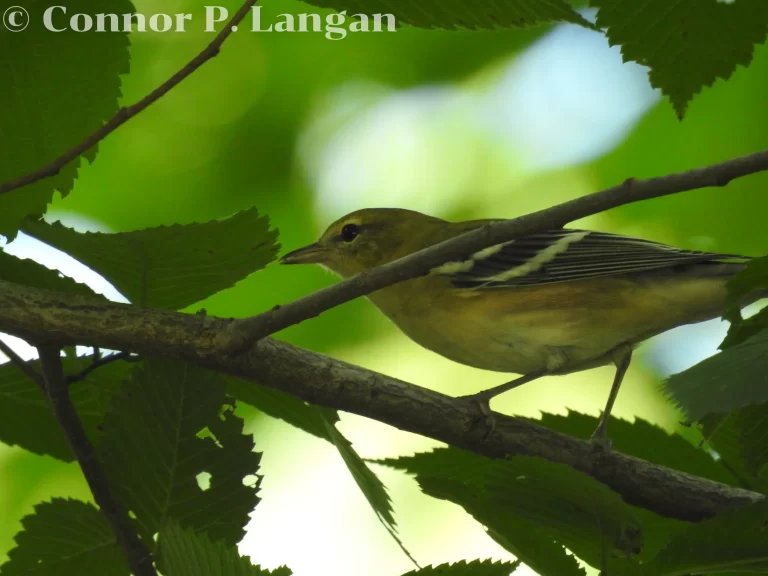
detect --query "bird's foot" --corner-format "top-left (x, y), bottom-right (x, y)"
top-left (590, 425), bottom-right (613, 453)
top-left (458, 392), bottom-right (497, 440)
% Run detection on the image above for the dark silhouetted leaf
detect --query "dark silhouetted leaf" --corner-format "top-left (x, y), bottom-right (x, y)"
top-left (23, 208), bottom-right (279, 310)
top-left (299, 0), bottom-right (592, 30)
top-left (378, 446), bottom-right (489, 485)
top-left (536, 411), bottom-right (737, 485)
top-left (722, 256), bottom-right (768, 349)
top-left (485, 457), bottom-right (642, 563)
top-left (663, 330), bottom-right (768, 421)
top-left (720, 309), bottom-right (768, 351)
top-left (629, 508), bottom-right (690, 564)
top-left (100, 360), bottom-right (260, 545)
top-left (0, 498), bottom-right (128, 576)
top-left (160, 522), bottom-right (291, 576)
top-left (700, 406), bottom-right (768, 494)
top-left (380, 447), bottom-right (641, 572)
top-left (419, 475), bottom-right (587, 576)
top-left (590, 0), bottom-right (768, 117)
top-left (646, 500), bottom-right (768, 574)
top-left (224, 376), bottom-right (336, 441)
top-left (322, 411), bottom-right (416, 565)
top-left (489, 523), bottom-right (584, 575)
top-left (0, 250), bottom-right (100, 298)
top-left (0, 0), bottom-right (131, 239)
top-left (724, 256), bottom-right (768, 323)
top-left (0, 353), bottom-right (128, 461)
top-left (400, 559), bottom-right (520, 575)
top-left (226, 375), bottom-right (411, 561)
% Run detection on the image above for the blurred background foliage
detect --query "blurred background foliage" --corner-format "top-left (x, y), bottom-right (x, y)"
top-left (1, 0), bottom-right (768, 574)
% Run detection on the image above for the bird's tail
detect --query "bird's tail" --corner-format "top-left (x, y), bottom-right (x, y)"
top-left (712, 260), bottom-right (766, 307)
top-left (685, 259), bottom-right (765, 307)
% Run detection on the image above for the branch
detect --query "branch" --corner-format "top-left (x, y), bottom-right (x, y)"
top-left (0, 338), bottom-right (45, 393)
top-left (0, 0), bottom-right (258, 196)
top-left (66, 350), bottom-right (140, 385)
top-left (37, 345), bottom-right (158, 576)
top-left (225, 149), bottom-right (768, 352)
top-left (0, 280), bottom-right (760, 522)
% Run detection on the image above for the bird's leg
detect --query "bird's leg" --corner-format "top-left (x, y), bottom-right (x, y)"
top-left (460, 369), bottom-right (549, 437)
top-left (465, 369), bottom-right (550, 403)
top-left (591, 345), bottom-right (633, 452)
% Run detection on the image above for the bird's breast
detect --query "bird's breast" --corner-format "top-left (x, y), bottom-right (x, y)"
top-left (366, 274), bottom-right (730, 375)
top-left (366, 280), bottom-right (591, 374)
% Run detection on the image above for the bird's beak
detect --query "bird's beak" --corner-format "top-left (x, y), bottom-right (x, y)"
top-left (280, 242), bottom-right (327, 265)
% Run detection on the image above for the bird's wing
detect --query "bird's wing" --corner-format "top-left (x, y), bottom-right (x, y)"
top-left (431, 229), bottom-right (748, 288)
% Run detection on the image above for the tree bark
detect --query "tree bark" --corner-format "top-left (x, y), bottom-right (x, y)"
top-left (0, 279), bottom-right (760, 523)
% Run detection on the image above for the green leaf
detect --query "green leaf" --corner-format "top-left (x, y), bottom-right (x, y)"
top-left (0, 250), bottom-right (100, 297)
top-left (400, 559), bottom-right (520, 575)
top-left (100, 360), bottom-right (260, 545)
top-left (160, 522), bottom-right (291, 576)
top-left (23, 208), bottom-right (279, 310)
top-left (379, 448), bottom-right (640, 572)
top-left (646, 500), bottom-right (768, 575)
top-left (378, 447), bottom-right (489, 485)
top-left (0, 0), bottom-right (131, 239)
top-left (0, 498), bottom-right (128, 576)
top-left (0, 352), bottom-right (128, 461)
top-left (700, 405), bottom-right (768, 493)
top-left (629, 508), bottom-right (690, 564)
top-left (724, 256), bottom-right (768, 323)
top-left (724, 316), bottom-right (768, 356)
top-left (299, 0), bottom-right (592, 30)
top-left (225, 376), bottom-right (414, 562)
top-left (489, 529), bottom-right (583, 575)
top-left (418, 476), bottom-right (586, 576)
top-left (590, 0), bottom-right (768, 118)
top-left (485, 457), bottom-right (643, 563)
top-left (536, 411), bottom-right (738, 486)
top-left (717, 407), bottom-right (768, 477)
top-left (224, 376), bottom-right (336, 441)
top-left (322, 411), bottom-right (417, 565)
top-left (720, 309), bottom-right (768, 351)
top-left (722, 256), bottom-right (768, 348)
top-left (663, 329), bottom-right (768, 421)
top-left (323, 412), bottom-right (393, 526)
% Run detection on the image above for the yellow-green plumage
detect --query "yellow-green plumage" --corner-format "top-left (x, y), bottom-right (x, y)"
top-left (281, 207), bottom-right (757, 443)
top-left (369, 271), bottom-right (731, 375)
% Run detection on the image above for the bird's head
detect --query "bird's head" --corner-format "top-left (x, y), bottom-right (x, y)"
top-left (280, 208), bottom-right (445, 277)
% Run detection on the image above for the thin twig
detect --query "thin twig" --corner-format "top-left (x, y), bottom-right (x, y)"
top-left (0, 0), bottom-right (258, 196)
top-left (0, 281), bottom-right (760, 522)
top-left (0, 338), bottom-right (45, 393)
top-left (0, 341), bottom-right (138, 386)
top-left (66, 350), bottom-right (141, 384)
top-left (37, 345), bottom-right (158, 576)
top-left (225, 149), bottom-right (768, 353)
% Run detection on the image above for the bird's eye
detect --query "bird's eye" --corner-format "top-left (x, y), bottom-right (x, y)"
top-left (340, 223), bottom-right (359, 243)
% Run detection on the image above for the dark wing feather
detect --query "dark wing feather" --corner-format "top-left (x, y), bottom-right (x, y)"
top-left (434, 230), bottom-right (749, 288)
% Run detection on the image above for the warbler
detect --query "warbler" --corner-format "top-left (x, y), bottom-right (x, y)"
top-left (281, 208), bottom-right (760, 446)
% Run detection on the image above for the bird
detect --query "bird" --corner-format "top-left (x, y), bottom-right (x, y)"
top-left (280, 207), bottom-right (759, 447)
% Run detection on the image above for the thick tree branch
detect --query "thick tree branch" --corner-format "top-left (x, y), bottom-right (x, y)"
top-left (0, 280), bottom-right (761, 522)
top-left (226, 149), bottom-right (768, 352)
top-left (0, 0), bottom-right (258, 196)
top-left (36, 345), bottom-right (157, 576)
